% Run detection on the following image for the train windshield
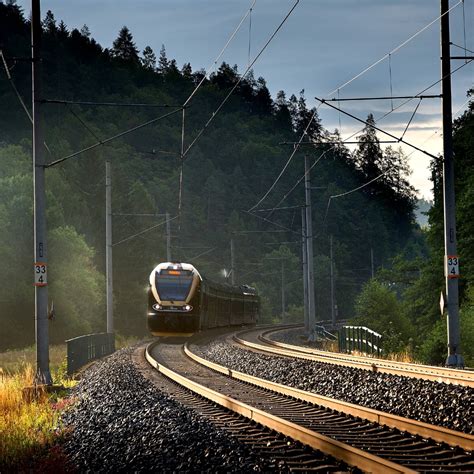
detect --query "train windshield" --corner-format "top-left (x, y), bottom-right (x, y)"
top-left (155, 270), bottom-right (193, 301)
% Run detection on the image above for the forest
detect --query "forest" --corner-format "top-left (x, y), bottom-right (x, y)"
top-left (0, 2), bottom-right (472, 365)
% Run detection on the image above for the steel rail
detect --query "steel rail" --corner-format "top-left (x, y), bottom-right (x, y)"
top-left (145, 340), bottom-right (416, 473)
top-left (260, 327), bottom-right (474, 384)
top-left (184, 343), bottom-right (474, 451)
top-left (234, 327), bottom-right (474, 387)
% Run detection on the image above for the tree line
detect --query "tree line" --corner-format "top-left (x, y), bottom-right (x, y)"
top-left (2, 2), bottom-right (471, 366)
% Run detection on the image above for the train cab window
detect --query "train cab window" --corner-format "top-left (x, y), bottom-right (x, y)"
top-left (155, 270), bottom-right (193, 301)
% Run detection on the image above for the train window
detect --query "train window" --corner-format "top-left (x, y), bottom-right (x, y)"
top-left (155, 271), bottom-right (193, 301)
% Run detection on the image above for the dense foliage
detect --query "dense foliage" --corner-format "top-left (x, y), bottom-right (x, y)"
top-left (0, 4), bottom-right (430, 352)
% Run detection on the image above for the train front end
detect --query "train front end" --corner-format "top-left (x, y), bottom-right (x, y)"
top-left (147, 262), bottom-right (201, 336)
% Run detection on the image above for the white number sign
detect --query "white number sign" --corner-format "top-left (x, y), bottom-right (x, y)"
top-left (445, 255), bottom-right (460, 279)
top-left (34, 262), bottom-right (48, 286)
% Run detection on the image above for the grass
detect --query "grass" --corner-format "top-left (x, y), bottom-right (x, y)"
top-left (0, 344), bottom-right (67, 375)
top-left (0, 363), bottom-right (74, 471)
top-left (0, 333), bottom-right (141, 469)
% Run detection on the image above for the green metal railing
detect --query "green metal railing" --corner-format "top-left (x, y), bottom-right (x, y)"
top-left (66, 332), bottom-right (115, 375)
top-left (338, 326), bottom-right (382, 356)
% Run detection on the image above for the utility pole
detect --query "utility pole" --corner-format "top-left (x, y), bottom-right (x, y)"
top-left (32, 0), bottom-right (52, 385)
top-left (230, 238), bottom-right (235, 285)
top-left (304, 155), bottom-right (316, 329)
top-left (330, 235), bottom-right (336, 328)
top-left (166, 211), bottom-right (172, 261)
top-left (105, 161), bottom-right (113, 334)
top-left (370, 248), bottom-right (374, 279)
top-left (281, 260), bottom-right (285, 322)
top-left (301, 208), bottom-right (309, 331)
top-left (441, 0), bottom-right (463, 367)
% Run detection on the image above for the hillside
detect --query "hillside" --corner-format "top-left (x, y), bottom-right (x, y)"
top-left (0, 3), bottom-right (421, 349)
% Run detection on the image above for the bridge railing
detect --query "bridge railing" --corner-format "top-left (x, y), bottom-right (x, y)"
top-left (338, 325), bottom-right (382, 356)
top-left (66, 332), bottom-right (115, 375)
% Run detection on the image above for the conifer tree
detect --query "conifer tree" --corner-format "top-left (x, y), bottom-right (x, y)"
top-left (80, 24), bottom-right (91, 38)
top-left (111, 26), bottom-right (139, 63)
top-left (141, 46), bottom-right (156, 70)
top-left (42, 9), bottom-right (57, 34)
top-left (158, 44), bottom-right (169, 72)
top-left (354, 113), bottom-right (384, 183)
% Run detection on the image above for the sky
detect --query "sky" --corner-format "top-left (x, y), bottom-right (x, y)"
top-left (15, 0), bottom-right (474, 199)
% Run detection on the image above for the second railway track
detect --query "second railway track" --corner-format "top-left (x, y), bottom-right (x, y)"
top-left (145, 333), bottom-right (473, 473)
top-left (235, 326), bottom-right (474, 387)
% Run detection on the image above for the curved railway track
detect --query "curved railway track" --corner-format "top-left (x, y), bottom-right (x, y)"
top-left (145, 333), bottom-right (473, 473)
top-left (234, 326), bottom-right (474, 387)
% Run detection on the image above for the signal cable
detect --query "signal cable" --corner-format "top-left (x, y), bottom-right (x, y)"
top-left (182, 0), bottom-right (300, 160)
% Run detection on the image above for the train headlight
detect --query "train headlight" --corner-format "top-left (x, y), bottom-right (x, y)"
top-left (184, 305), bottom-right (192, 311)
top-left (152, 303), bottom-right (162, 311)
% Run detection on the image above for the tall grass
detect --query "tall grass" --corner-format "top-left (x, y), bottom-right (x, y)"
top-left (0, 363), bottom-right (72, 470)
top-left (0, 344), bottom-right (66, 375)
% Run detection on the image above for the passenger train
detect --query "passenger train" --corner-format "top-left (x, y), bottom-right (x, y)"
top-left (147, 262), bottom-right (259, 336)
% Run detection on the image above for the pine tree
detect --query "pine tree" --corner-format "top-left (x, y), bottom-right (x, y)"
top-left (111, 26), bottom-right (139, 63)
top-left (181, 62), bottom-right (192, 78)
top-left (275, 90), bottom-right (292, 129)
top-left (254, 77), bottom-right (273, 115)
top-left (290, 90), bottom-right (322, 140)
top-left (80, 24), bottom-right (91, 38)
top-left (158, 44), bottom-right (169, 72)
top-left (42, 9), bottom-right (57, 34)
top-left (141, 46), bottom-right (156, 70)
top-left (354, 113), bottom-right (384, 183)
top-left (54, 20), bottom-right (68, 40)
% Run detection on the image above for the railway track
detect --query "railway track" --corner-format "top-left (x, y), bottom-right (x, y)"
top-left (145, 334), bottom-right (474, 473)
top-left (234, 326), bottom-right (474, 387)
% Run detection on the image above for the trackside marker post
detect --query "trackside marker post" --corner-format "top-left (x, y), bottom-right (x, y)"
top-left (34, 262), bottom-right (48, 286)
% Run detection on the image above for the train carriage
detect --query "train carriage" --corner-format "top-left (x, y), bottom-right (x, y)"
top-left (147, 262), bottom-right (259, 336)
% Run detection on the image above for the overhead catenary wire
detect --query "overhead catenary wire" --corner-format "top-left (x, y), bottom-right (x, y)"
top-left (261, 58), bottom-right (473, 217)
top-left (182, 0), bottom-right (300, 160)
top-left (66, 104), bottom-right (102, 142)
top-left (316, 97), bottom-right (438, 159)
top-left (41, 99), bottom-right (183, 108)
top-left (265, 150), bottom-right (327, 219)
top-left (325, 0), bottom-right (463, 98)
top-left (245, 3), bottom-right (463, 215)
top-left (399, 98), bottom-right (422, 141)
top-left (248, 104), bottom-right (318, 212)
top-left (0, 49), bottom-right (32, 123)
top-left (46, 107), bottom-right (184, 168)
top-left (323, 167), bottom-right (394, 225)
top-left (183, 0), bottom-right (257, 108)
top-left (242, 209), bottom-right (300, 235)
top-left (113, 215), bottom-right (178, 247)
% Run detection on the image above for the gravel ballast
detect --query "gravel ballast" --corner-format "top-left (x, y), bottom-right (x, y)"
top-left (61, 347), bottom-right (273, 472)
top-left (197, 341), bottom-right (474, 434)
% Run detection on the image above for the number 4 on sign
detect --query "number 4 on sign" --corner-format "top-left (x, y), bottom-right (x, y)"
top-left (445, 255), bottom-right (460, 279)
top-left (34, 262), bottom-right (48, 286)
